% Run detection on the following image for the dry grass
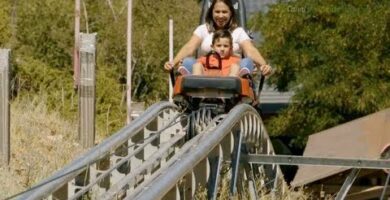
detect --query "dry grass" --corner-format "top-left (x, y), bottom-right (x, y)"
top-left (193, 181), bottom-right (309, 200)
top-left (0, 96), bottom-right (311, 199)
top-left (193, 165), bottom-right (310, 200)
top-left (0, 97), bottom-right (83, 199)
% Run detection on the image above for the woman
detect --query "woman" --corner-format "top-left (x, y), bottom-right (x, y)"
top-left (164, 0), bottom-right (272, 76)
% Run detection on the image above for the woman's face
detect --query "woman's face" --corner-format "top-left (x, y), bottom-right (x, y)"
top-left (212, 1), bottom-right (232, 29)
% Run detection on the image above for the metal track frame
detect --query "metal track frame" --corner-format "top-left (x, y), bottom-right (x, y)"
top-left (17, 102), bottom-right (182, 200)
top-left (131, 104), bottom-right (283, 200)
top-left (243, 154), bottom-right (390, 199)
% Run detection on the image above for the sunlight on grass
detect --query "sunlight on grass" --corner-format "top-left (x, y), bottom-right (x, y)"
top-left (0, 96), bottom-right (83, 199)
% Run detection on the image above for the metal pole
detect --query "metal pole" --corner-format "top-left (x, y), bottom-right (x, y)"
top-left (335, 168), bottom-right (360, 200)
top-left (74, 0), bottom-right (80, 89)
top-left (126, 0), bottom-right (133, 124)
top-left (243, 154), bottom-right (390, 169)
top-left (79, 33), bottom-right (96, 148)
top-left (168, 18), bottom-right (173, 102)
top-left (0, 49), bottom-right (10, 165)
top-left (380, 173), bottom-right (390, 200)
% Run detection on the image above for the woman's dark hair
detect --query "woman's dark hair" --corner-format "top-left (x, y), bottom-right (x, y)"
top-left (205, 0), bottom-right (238, 32)
top-left (212, 29), bottom-right (233, 47)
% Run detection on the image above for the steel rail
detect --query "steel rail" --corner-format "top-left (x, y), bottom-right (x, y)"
top-left (100, 131), bottom-right (185, 199)
top-left (380, 173), bottom-right (390, 200)
top-left (124, 113), bottom-right (227, 199)
top-left (133, 104), bottom-right (269, 200)
top-left (69, 123), bottom-right (184, 200)
top-left (242, 154), bottom-right (390, 169)
top-left (17, 101), bottom-right (178, 200)
top-left (124, 128), bottom-right (212, 200)
top-left (70, 109), bottom-right (184, 199)
top-left (335, 168), bottom-right (360, 200)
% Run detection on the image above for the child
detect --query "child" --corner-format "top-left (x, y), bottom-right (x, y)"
top-left (192, 30), bottom-right (240, 77)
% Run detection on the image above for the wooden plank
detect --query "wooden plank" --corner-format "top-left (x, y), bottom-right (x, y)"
top-left (0, 49), bottom-right (10, 165)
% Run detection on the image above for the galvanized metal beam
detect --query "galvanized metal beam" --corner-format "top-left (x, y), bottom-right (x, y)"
top-left (0, 49), bottom-right (10, 166)
top-left (207, 146), bottom-right (222, 200)
top-left (335, 168), bottom-right (360, 200)
top-left (79, 33), bottom-right (97, 148)
top-left (100, 132), bottom-right (185, 200)
top-left (242, 154), bottom-right (390, 169)
top-left (16, 102), bottom-right (177, 200)
top-left (380, 173), bottom-right (390, 200)
top-left (132, 104), bottom-right (278, 200)
top-left (125, 132), bottom-right (206, 200)
top-left (244, 163), bottom-right (258, 200)
top-left (16, 103), bottom-right (277, 199)
top-left (230, 131), bottom-right (243, 196)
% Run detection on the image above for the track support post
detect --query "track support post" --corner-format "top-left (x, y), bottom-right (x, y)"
top-left (207, 145), bottom-right (222, 200)
top-left (230, 130), bottom-right (243, 196)
top-left (335, 168), bottom-right (360, 200)
top-left (78, 33), bottom-right (97, 148)
top-left (0, 49), bottom-right (10, 166)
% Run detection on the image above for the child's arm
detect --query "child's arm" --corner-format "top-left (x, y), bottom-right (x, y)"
top-left (228, 63), bottom-right (240, 77)
top-left (193, 62), bottom-right (204, 75)
top-left (226, 56), bottom-right (241, 77)
top-left (192, 56), bottom-right (206, 75)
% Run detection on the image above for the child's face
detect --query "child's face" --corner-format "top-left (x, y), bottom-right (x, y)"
top-left (212, 38), bottom-right (232, 58)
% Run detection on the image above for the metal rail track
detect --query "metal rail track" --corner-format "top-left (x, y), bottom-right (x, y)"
top-left (17, 101), bottom-right (182, 199)
top-left (15, 103), bottom-right (282, 200)
top-left (131, 104), bottom-right (283, 200)
top-left (14, 100), bottom-right (390, 200)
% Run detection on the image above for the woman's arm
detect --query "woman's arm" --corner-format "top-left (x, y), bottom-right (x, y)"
top-left (240, 40), bottom-right (272, 75)
top-left (164, 34), bottom-right (202, 71)
top-left (241, 40), bottom-right (267, 66)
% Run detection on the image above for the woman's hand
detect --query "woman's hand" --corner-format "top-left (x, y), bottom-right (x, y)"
top-left (164, 62), bottom-right (174, 71)
top-left (259, 64), bottom-right (273, 76)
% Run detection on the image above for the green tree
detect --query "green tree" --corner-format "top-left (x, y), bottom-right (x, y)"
top-left (83, 0), bottom-right (200, 101)
top-left (16, 0), bottom-right (74, 68)
top-left (251, 0), bottom-right (390, 147)
top-left (11, 0), bottom-right (76, 124)
top-left (82, 0), bottom-right (200, 133)
top-left (0, 0), bottom-right (11, 46)
top-left (7, 0), bottom-right (200, 135)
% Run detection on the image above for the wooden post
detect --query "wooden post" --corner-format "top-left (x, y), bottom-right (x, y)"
top-left (168, 18), bottom-right (173, 102)
top-left (126, 0), bottom-right (133, 124)
top-left (0, 49), bottom-right (10, 165)
top-left (78, 33), bottom-right (96, 148)
top-left (74, 0), bottom-right (80, 89)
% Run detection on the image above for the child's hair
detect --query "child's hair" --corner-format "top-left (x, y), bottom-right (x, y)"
top-left (212, 29), bottom-right (233, 47)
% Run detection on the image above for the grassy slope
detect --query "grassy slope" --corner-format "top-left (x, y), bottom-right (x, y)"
top-left (0, 97), bottom-right (310, 199)
top-left (0, 97), bottom-right (83, 199)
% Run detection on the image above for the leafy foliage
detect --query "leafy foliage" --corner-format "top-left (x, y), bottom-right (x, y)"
top-left (83, 0), bottom-right (200, 102)
top-left (251, 0), bottom-right (390, 147)
top-left (82, 0), bottom-right (200, 133)
top-left (10, 0), bottom-right (78, 125)
top-left (0, 0), bottom-right (11, 46)
top-left (16, 0), bottom-right (74, 68)
top-left (3, 0), bottom-right (200, 135)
